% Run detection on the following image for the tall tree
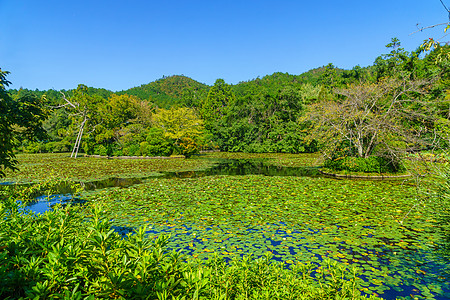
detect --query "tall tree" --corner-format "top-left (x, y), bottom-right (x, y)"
top-left (0, 69), bottom-right (48, 177)
top-left (201, 79), bottom-right (235, 131)
top-left (59, 84), bottom-right (105, 158)
top-left (305, 77), bottom-right (430, 164)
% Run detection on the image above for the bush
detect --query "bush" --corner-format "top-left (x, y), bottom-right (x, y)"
top-left (324, 156), bottom-right (405, 173)
top-left (146, 128), bottom-right (174, 156)
top-left (139, 141), bottom-right (150, 156)
top-left (24, 141), bottom-right (46, 153)
top-left (122, 144), bottom-right (140, 156)
top-left (94, 144), bottom-right (109, 156)
top-left (44, 141), bottom-right (72, 153)
top-left (175, 137), bottom-right (199, 158)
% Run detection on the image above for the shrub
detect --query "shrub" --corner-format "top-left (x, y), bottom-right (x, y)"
top-left (94, 144), bottom-right (109, 156)
top-left (43, 141), bottom-right (72, 153)
top-left (24, 141), bottom-right (46, 153)
top-left (122, 144), bottom-right (140, 156)
top-left (175, 137), bottom-right (199, 158)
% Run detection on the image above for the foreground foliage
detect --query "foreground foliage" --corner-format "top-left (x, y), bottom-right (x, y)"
top-left (0, 185), bottom-right (378, 299)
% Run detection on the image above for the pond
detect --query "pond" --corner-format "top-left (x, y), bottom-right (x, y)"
top-left (164, 158), bottom-right (321, 178)
top-left (85, 172), bottom-right (449, 300)
top-left (15, 159), bottom-right (319, 216)
top-left (7, 158), bottom-right (450, 299)
top-left (11, 158), bottom-right (320, 196)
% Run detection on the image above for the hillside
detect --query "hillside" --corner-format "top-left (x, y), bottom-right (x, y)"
top-left (118, 75), bottom-right (209, 108)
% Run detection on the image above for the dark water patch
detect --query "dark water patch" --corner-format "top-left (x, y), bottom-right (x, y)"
top-left (164, 159), bottom-right (321, 179)
top-left (24, 194), bottom-right (87, 214)
top-left (0, 181), bottom-right (14, 185)
top-left (83, 177), bottom-right (144, 190)
top-left (110, 225), bottom-right (136, 237)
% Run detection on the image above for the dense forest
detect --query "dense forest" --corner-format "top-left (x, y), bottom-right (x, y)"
top-left (4, 39), bottom-right (450, 173)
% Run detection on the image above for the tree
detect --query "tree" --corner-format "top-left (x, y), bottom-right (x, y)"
top-left (319, 63), bottom-right (342, 88)
top-left (201, 79), bottom-right (236, 131)
top-left (374, 38), bottom-right (413, 81)
top-left (100, 94), bottom-right (140, 128)
top-left (58, 84), bottom-right (105, 158)
top-left (414, 1), bottom-right (450, 62)
top-left (305, 77), bottom-right (429, 168)
top-left (0, 69), bottom-right (48, 177)
top-left (151, 107), bottom-right (205, 157)
top-left (434, 89), bottom-right (450, 147)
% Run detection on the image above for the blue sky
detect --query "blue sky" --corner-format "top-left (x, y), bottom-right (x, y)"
top-left (1, 0), bottom-right (448, 91)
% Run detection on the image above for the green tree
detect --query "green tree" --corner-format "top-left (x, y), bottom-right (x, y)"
top-left (152, 107), bottom-right (205, 157)
top-left (305, 77), bottom-right (429, 170)
top-left (319, 63), bottom-right (342, 88)
top-left (201, 79), bottom-right (236, 130)
top-left (0, 69), bottom-right (48, 177)
top-left (59, 84), bottom-right (105, 157)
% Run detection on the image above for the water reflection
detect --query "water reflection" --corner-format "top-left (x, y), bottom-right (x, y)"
top-left (25, 194), bottom-right (87, 214)
top-left (165, 159), bottom-right (320, 179)
top-left (83, 177), bottom-right (144, 190)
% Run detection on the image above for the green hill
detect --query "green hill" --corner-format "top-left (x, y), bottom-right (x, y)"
top-left (118, 75), bottom-right (209, 108)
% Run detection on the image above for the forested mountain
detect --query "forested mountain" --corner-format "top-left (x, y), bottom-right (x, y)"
top-left (118, 75), bottom-right (209, 108)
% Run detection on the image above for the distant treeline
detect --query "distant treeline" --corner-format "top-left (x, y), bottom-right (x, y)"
top-left (7, 40), bottom-right (450, 172)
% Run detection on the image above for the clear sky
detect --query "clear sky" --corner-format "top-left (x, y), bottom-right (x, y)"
top-left (1, 0), bottom-right (449, 91)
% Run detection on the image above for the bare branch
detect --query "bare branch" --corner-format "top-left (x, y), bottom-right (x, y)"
top-left (410, 22), bottom-right (450, 35)
top-left (60, 91), bottom-right (77, 109)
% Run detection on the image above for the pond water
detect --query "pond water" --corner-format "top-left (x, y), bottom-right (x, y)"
top-left (25, 194), bottom-right (87, 214)
top-left (0, 181), bottom-right (14, 185)
top-left (165, 159), bottom-right (321, 178)
top-left (94, 173), bottom-right (450, 300)
top-left (8, 158), bottom-right (320, 194)
top-left (15, 159), bottom-right (319, 214)
top-left (4, 158), bottom-right (450, 299)
top-left (111, 218), bottom-right (450, 300)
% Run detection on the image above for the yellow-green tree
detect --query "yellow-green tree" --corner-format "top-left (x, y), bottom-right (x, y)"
top-left (152, 107), bottom-right (204, 157)
top-left (101, 94), bottom-right (141, 128)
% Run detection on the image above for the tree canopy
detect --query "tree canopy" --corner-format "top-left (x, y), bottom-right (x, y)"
top-left (0, 69), bottom-right (48, 177)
